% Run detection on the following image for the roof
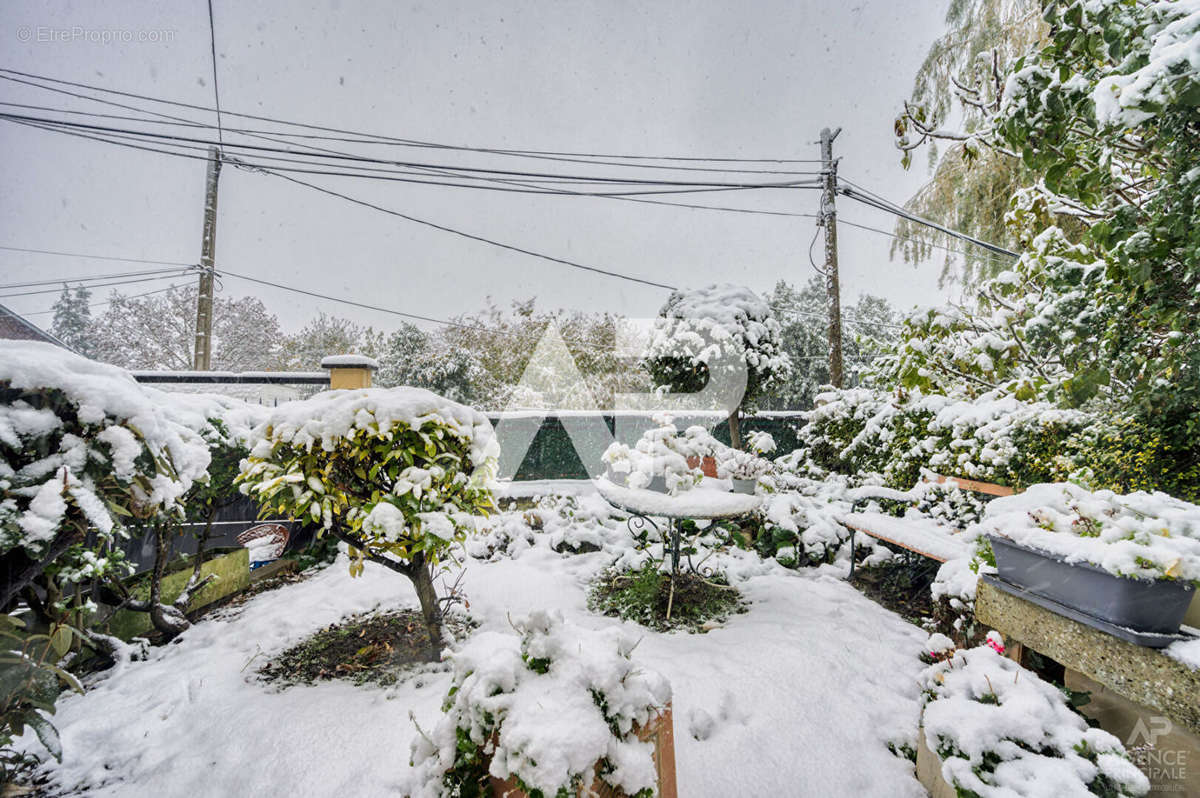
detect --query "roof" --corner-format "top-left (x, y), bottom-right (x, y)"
top-left (0, 303), bottom-right (74, 350)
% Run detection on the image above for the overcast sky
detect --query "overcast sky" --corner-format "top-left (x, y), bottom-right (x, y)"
top-left (0, 0), bottom-right (958, 335)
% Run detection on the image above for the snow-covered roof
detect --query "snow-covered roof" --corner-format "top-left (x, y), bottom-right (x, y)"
top-left (319, 354), bottom-right (380, 370)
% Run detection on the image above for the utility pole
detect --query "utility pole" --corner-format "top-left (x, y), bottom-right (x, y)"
top-left (193, 145), bottom-right (221, 370)
top-left (819, 126), bottom-right (844, 388)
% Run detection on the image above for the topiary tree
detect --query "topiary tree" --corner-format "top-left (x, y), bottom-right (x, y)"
top-left (237, 387), bottom-right (498, 660)
top-left (643, 283), bottom-right (791, 448)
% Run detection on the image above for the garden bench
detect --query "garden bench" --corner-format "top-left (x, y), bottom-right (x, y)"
top-left (839, 474), bottom-right (1015, 578)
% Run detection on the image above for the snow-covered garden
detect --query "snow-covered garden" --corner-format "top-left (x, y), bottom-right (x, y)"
top-left (4, 1), bottom-right (1200, 796)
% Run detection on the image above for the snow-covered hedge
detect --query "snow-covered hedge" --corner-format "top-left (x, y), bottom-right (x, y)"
top-left (794, 387), bottom-right (1095, 490)
top-left (407, 610), bottom-right (671, 798)
top-left (0, 342), bottom-right (210, 606)
top-left (974, 482), bottom-right (1200, 586)
top-left (920, 634), bottom-right (1149, 797)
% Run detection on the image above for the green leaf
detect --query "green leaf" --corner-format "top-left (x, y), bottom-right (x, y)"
top-left (27, 712), bottom-right (63, 762)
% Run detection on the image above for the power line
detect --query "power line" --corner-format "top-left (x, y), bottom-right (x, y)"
top-left (213, 268), bottom-right (615, 352)
top-left (0, 99), bottom-right (820, 177)
top-left (205, 0), bottom-right (224, 151)
top-left (0, 271), bottom-right (193, 299)
top-left (0, 244), bottom-right (193, 267)
top-left (22, 281), bottom-right (192, 316)
top-left (255, 167), bottom-right (681, 291)
top-left (837, 177), bottom-right (1019, 259)
top-left (0, 90), bottom-right (821, 213)
top-left (0, 67), bottom-right (822, 168)
top-left (0, 111), bottom-right (821, 191)
top-left (0, 266), bottom-right (191, 290)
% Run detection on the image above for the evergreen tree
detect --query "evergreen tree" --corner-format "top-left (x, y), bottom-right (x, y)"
top-left (49, 284), bottom-right (94, 356)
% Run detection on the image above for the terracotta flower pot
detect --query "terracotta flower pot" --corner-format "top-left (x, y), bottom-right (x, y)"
top-left (686, 456), bottom-right (718, 478)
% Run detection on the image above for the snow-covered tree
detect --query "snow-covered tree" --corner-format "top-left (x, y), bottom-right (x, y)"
top-left (642, 283), bottom-right (791, 448)
top-left (892, 0), bottom-right (1053, 286)
top-left (49, 285), bottom-right (94, 357)
top-left (88, 286), bottom-right (284, 371)
top-left (278, 313), bottom-right (370, 370)
top-left (211, 295), bottom-right (286, 372)
top-left (876, 0), bottom-right (1200, 498)
top-left (237, 388), bottom-right (498, 659)
top-left (765, 278), bottom-right (898, 408)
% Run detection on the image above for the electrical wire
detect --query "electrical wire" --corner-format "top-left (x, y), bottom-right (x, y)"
top-left (254, 167), bottom-right (681, 291)
top-left (0, 111), bottom-right (820, 191)
top-left (0, 271), bottom-right (194, 299)
top-left (0, 266), bottom-right (192, 290)
top-left (0, 244), bottom-right (192, 267)
top-left (21, 281), bottom-right (192, 316)
top-left (0, 67), bottom-right (822, 168)
top-left (837, 177), bottom-right (1019, 259)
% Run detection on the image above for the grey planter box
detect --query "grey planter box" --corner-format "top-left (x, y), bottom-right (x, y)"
top-left (988, 535), bottom-right (1195, 636)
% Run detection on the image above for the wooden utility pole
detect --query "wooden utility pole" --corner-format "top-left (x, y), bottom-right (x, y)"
top-left (193, 145), bottom-right (221, 370)
top-left (819, 127), bottom-right (844, 388)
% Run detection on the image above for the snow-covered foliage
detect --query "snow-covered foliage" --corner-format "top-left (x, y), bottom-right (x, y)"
top-left (794, 387), bottom-right (1094, 491)
top-left (86, 285), bottom-right (287, 372)
top-left (239, 387), bottom-right (498, 553)
top-left (1090, 0), bottom-right (1200, 130)
top-left (643, 283), bottom-right (790, 414)
top-left (920, 634), bottom-right (1149, 797)
top-left (238, 386), bottom-right (500, 657)
top-left (407, 610), bottom-right (671, 798)
top-left (0, 342), bottom-right (210, 603)
top-left (974, 483), bottom-right (1200, 585)
top-left (601, 415), bottom-right (720, 494)
top-left (764, 278), bottom-right (898, 408)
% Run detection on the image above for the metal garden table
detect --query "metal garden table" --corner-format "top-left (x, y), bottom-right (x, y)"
top-left (594, 477), bottom-right (762, 576)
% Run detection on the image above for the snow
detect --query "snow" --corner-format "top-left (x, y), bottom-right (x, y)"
top-left (1093, 1), bottom-right (1200, 129)
top-left (1166, 637), bottom-right (1200, 670)
top-left (246, 386), bottom-right (500, 470)
top-left (971, 483), bottom-right (1200, 584)
top-left (408, 611), bottom-right (671, 796)
top-left (495, 478), bottom-right (598, 499)
top-left (595, 477), bottom-right (761, 519)
top-left (27, 518), bottom-right (930, 797)
top-left (0, 341), bottom-right (211, 554)
top-left (319, 354), bottom-right (381, 369)
top-left (643, 283), bottom-right (791, 396)
top-left (921, 638), bottom-right (1150, 797)
top-left (838, 512), bottom-right (970, 563)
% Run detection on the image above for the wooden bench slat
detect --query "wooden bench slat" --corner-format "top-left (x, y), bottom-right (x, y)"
top-left (930, 474), bottom-right (1015, 497)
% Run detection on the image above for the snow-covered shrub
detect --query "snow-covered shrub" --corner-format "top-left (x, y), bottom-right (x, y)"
top-left (407, 610), bottom-right (671, 798)
top-left (913, 481), bottom-right (988, 529)
top-left (601, 415), bottom-right (718, 494)
top-left (237, 387), bottom-right (498, 658)
top-left (920, 634), bottom-right (1149, 797)
top-left (96, 392), bottom-right (271, 640)
top-left (794, 387), bottom-right (1095, 490)
top-left (974, 483), bottom-right (1200, 586)
top-left (0, 342), bottom-right (209, 611)
top-left (642, 284), bottom-right (790, 448)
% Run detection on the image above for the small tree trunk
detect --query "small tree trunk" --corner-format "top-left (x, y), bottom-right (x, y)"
top-left (147, 524), bottom-right (189, 641)
top-left (407, 554), bottom-right (444, 662)
top-left (727, 408), bottom-right (742, 450)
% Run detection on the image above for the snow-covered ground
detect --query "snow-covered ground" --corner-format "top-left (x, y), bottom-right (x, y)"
top-left (32, 546), bottom-right (929, 797)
